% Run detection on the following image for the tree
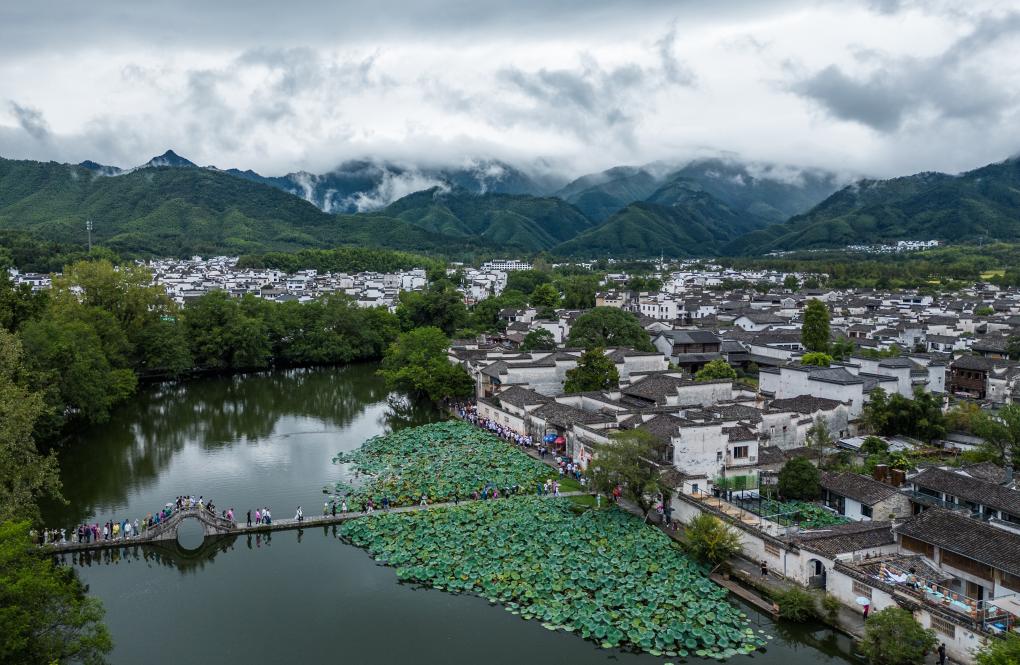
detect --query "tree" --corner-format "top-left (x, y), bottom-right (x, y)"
top-left (859, 607), bottom-right (936, 665)
top-left (684, 513), bottom-right (742, 567)
top-left (975, 633), bottom-right (1020, 665)
top-left (861, 387), bottom-right (947, 442)
top-left (860, 436), bottom-right (889, 456)
top-left (529, 283), bottom-right (560, 309)
top-left (556, 275), bottom-right (600, 309)
top-left (0, 330), bottom-right (63, 525)
top-left (802, 299), bottom-right (830, 352)
top-left (783, 275), bottom-right (800, 291)
top-left (972, 404), bottom-right (1020, 464)
top-left (830, 337), bottom-right (856, 360)
top-left (778, 457), bottom-right (820, 500)
top-left (773, 587), bottom-right (819, 621)
top-left (0, 521), bottom-right (112, 665)
top-left (379, 327), bottom-right (474, 402)
top-left (801, 352), bottom-right (833, 367)
top-left (694, 359), bottom-right (737, 382)
top-left (564, 347), bottom-right (619, 393)
top-left (625, 275), bottom-right (662, 292)
top-left (805, 416), bottom-right (833, 460)
top-left (521, 328), bottom-right (556, 351)
top-left (587, 429), bottom-right (670, 520)
top-left (395, 280), bottom-right (469, 336)
top-left (1007, 335), bottom-right (1020, 361)
top-left (505, 270), bottom-right (551, 295)
top-left (566, 307), bottom-right (654, 351)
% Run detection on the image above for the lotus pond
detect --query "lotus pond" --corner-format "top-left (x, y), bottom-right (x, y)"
top-left (330, 421), bottom-right (558, 506)
top-left (738, 498), bottom-right (851, 529)
top-left (340, 497), bottom-right (768, 659)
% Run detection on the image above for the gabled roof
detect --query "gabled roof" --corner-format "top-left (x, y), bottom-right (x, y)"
top-left (493, 385), bottom-right (550, 408)
top-left (638, 414), bottom-right (684, 445)
top-left (820, 471), bottom-right (900, 505)
top-left (768, 395), bottom-right (843, 414)
top-left (895, 509), bottom-right (1020, 577)
top-left (789, 520), bottom-right (895, 558)
top-left (912, 467), bottom-right (1020, 516)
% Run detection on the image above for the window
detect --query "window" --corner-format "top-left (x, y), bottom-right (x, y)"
top-left (732, 446), bottom-right (749, 459)
top-left (852, 581), bottom-right (873, 599)
top-left (861, 504), bottom-right (873, 518)
top-left (930, 616), bottom-right (956, 638)
top-left (717, 451), bottom-right (723, 462)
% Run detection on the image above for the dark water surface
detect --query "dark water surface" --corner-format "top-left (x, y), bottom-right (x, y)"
top-left (46, 365), bottom-right (863, 665)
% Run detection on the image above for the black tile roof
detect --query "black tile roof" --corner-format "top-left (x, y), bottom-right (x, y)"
top-left (789, 520), bottom-right (895, 558)
top-left (894, 508), bottom-right (1020, 577)
top-left (820, 471), bottom-right (900, 505)
top-left (768, 395), bottom-right (843, 414)
top-left (911, 467), bottom-right (1020, 516)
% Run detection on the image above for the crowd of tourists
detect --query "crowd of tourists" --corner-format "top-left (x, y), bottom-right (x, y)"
top-left (40, 495), bottom-right (236, 546)
top-left (452, 401), bottom-right (562, 458)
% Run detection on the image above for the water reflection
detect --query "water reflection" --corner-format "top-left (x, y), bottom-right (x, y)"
top-left (44, 364), bottom-right (441, 527)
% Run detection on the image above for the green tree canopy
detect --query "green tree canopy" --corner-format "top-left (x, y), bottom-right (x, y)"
top-left (860, 435), bottom-right (889, 456)
top-left (859, 607), bottom-right (936, 665)
top-left (555, 275), bottom-right (600, 309)
top-left (521, 328), bottom-right (556, 351)
top-left (778, 457), bottom-right (820, 500)
top-left (563, 347), bottom-right (619, 393)
top-left (801, 352), bottom-right (833, 367)
top-left (972, 404), bottom-right (1020, 464)
top-left (862, 388), bottom-right (947, 442)
top-left (783, 275), bottom-right (800, 290)
top-left (504, 270), bottom-right (551, 295)
top-left (975, 633), bottom-right (1020, 665)
top-left (395, 280), bottom-right (469, 336)
top-left (529, 283), bottom-right (560, 309)
top-left (0, 330), bottom-right (62, 525)
top-left (694, 359), bottom-right (737, 382)
top-left (684, 513), bottom-right (742, 567)
top-left (379, 327), bottom-right (474, 402)
top-left (801, 299), bottom-right (830, 352)
top-left (566, 307), bottom-right (654, 351)
top-left (587, 429), bottom-right (670, 520)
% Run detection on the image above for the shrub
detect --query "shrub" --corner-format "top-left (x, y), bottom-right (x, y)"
top-left (773, 587), bottom-right (818, 622)
top-left (860, 607), bottom-right (936, 665)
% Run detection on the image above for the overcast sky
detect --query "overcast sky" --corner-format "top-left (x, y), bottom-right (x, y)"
top-left (1, 0), bottom-right (1019, 179)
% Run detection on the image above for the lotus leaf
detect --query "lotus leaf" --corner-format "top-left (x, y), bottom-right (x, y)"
top-left (339, 497), bottom-right (765, 658)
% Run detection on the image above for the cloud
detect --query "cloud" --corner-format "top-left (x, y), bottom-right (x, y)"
top-left (791, 11), bottom-right (1020, 132)
top-left (8, 102), bottom-right (50, 140)
top-left (656, 25), bottom-right (697, 86)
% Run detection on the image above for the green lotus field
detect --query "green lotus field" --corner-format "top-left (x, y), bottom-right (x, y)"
top-left (340, 497), bottom-right (767, 659)
top-left (330, 421), bottom-right (557, 506)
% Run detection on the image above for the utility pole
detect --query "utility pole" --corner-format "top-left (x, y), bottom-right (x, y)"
top-left (86, 219), bottom-right (93, 253)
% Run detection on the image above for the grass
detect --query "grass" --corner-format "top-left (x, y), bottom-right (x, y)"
top-left (981, 269), bottom-right (1005, 279)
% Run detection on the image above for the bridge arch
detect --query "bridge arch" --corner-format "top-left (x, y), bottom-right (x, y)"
top-left (145, 507), bottom-right (236, 543)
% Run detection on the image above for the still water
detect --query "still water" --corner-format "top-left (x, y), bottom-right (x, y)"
top-left (46, 364), bottom-right (863, 665)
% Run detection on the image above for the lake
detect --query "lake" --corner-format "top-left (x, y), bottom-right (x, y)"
top-left (45, 364), bottom-right (863, 665)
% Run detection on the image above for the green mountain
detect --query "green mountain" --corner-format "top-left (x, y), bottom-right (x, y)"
top-left (0, 157), bottom-right (485, 257)
top-left (555, 167), bottom-right (661, 222)
top-left (553, 196), bottom-right (770, 258)
top-left (381, 187), bottom-right (596, 251)
top-left (726, 158), bottom-right (1020, 254)
top-left (654, 159), bottom-right (841, 223)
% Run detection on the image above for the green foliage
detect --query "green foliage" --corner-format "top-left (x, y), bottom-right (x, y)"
top-left (567, 307), bottom-right (654, 351)
top-left (778, 457), bottom-right (820, 501)
top-left (564, 347), bottom-right (620, 393)
top-left (801, 352), bottom-right (832, 367)
top-left (684, 514), bottom-right (743, 567)
top-left (974, 305), bottom-right (995, 316)
top-left (469, 289), bottom-right (527, 332)
top-left (588, 429), bottom-right (670, 518)
top-left (783, 275), bottom-right (800, 290)
top-left (695, 359), bottom-right (738, 382)
top-left (830, 337), bottom-right (856, 360)
top-left (521, 328), bottom-right (556, 351)
top-left (822, 594), bottom-right (842, 625)
top-left (379, 327), bottom-right (474, 402)
top-left (971, 404), bottom-right (1020, 464)
top-left (340, 498), bottom-right (766, 658)
top-left (505, 270), bottom-right (552, 295)
top-left (862, 388), bottom-right (947, 442)
top-left (0, 271), bottom-right (48, 332)
top-left (860, 436), bottom-right (889, 456)
top-left (756, 499), bottom-right (850, 528)
top-left (236, 247), bottom-right (444, 274)
top-left (975, 633), bottom-right (1020, 665)
top-left (529, 282), bottom-right (560, 308)
top-left (331, 421), bottom-right (553, 505)
top-left (805, 416), bottom-right (834, 455)
top-left (556, 274), bottom-right (601, 309)
top-left (0, 520), bottom-right (112, 665)
top-left (802, 300), bottom-right (830, 352)
top-left (396, 281), bottom-right (469, 336)
top-left (0, 330), bottom-right (63, 524)
top-left (625, 275), bottom-right (662, 291)
top-left (859, 607), bottom-right (936, 665)
top-left (772, 587), bottom-right (818, 622)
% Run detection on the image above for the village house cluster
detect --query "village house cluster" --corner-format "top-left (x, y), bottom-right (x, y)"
top-left (451, 268), bottom-right (1020, 664)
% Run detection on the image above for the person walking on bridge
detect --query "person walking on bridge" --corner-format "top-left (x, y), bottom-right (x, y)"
top-left (247, 510), bottom-right (252, 527)
top-left (331, 501), bottom-right (336, 517)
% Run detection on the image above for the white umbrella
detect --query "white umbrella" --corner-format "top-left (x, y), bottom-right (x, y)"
top-left (855, 597), bottom-right (871, 606)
